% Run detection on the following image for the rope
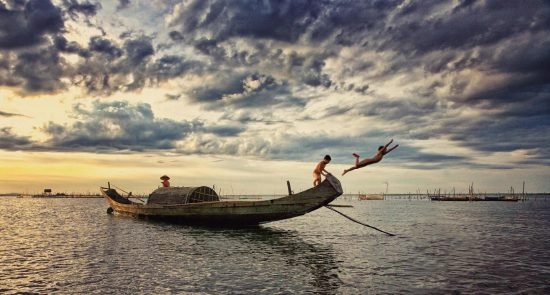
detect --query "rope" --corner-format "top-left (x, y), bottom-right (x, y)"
top-left (112, 184), bottom-right (146, 204)
top-left (325, 205), bottom-right (395, 236)
top-left (112, 184), bottom-right (130, 195)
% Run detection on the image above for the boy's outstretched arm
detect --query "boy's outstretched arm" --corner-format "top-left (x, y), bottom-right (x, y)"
top-left (385, 144), bottom-right (399, 154)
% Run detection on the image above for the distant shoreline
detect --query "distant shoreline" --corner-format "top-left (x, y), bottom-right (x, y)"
top-left (2, 192), bottom-right (550, 199)
top-left (0, 194), bottom-right (103, 198)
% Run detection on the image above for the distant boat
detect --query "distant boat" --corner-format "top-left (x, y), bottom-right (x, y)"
top-left (430, 195), bottom-right (519, 202)
top-left (430, 184), bottom-right (480, 201)
top-left (358, 194), bottom-right (384, 200)
top-left (484, 186), bottom-right (521, 202)
top-left (430, 195), bottom-right (474, 201)
top-left (101, 174), bottom-right (343, 226)
top-left (17, 193), bottom-right (66, 198)
top-left (482, 195), bottom-right (519, 202)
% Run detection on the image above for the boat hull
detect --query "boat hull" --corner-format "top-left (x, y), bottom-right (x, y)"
top-left (101, 174), bottom-right (343, 226)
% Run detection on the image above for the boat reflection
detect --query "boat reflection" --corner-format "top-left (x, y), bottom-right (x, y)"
top-left (127, 219), bottom-right (343, 293)
top-left (213, 225), bottom-right (343, 293)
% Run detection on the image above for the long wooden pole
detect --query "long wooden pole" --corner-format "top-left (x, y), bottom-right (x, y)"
top-left (325, 205), bottom-right (395, 236)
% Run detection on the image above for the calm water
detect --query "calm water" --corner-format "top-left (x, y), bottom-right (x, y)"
top-left (1, 197), bottom-right (549, 294)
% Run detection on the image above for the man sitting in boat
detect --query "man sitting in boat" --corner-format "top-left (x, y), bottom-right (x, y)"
top-left (160, 175), bottom-right (170, 187)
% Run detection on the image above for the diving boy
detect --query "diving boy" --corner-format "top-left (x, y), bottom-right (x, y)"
top-left (342, 139), bottom-right (398, 176)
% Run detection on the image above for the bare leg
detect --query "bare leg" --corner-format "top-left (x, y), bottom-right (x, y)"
top-left (343, 154), bottom-right (360, 176)
top-left (342, 166), bottom-right (357, 176)
top-left (343, 157), bottom-right (382, 176)
top-left (313, 175), bottom-right (321, 186)
top-left (353, 153), bottom-right (360, 166)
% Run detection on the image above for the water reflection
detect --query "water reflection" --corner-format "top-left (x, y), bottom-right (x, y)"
top-left (114, 218), bottom-right (344, 294)
top-left (206, 225), bottom-right (342, 293)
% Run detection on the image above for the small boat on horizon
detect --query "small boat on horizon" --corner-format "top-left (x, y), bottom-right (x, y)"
top-left (358, 193), bottom-right (384, 201)
top-left (100, 174), bottom-right (343, 226)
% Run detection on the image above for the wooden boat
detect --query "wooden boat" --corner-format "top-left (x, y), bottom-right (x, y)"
top-left (358, 193), bottom-right (384, 201)
top-left (483, 195), bottom-right (519, 202)
top-left (430, 195), bottom-right (474, 201)
top-left (101, 174), bottom-right (343, 226)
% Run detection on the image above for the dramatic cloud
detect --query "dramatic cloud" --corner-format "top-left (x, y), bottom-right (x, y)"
top-left (0, 127), bottom-right (34, 150)
top-left (0, 0), bottom-right (63, 49)
top-left (0, 0), bottom-right (549, 188)
top-left (40, 100), bottom-right (198, 152)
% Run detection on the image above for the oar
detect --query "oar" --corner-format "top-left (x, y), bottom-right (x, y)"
top-left (324, 205), bottom-right (395, 236)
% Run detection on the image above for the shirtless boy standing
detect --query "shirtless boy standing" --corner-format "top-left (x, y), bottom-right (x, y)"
top-left (313, 155), bottom-right (332, 186)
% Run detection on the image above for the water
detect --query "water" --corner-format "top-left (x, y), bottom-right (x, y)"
top-left (1, 197), bottom-right (549, 294)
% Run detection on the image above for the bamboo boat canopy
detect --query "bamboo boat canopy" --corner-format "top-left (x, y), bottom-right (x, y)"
top-left (147, 186), bottom-right (220, 205)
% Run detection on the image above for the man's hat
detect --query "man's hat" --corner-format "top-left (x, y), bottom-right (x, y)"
top-left (160, 175), bottom-right (170, 180)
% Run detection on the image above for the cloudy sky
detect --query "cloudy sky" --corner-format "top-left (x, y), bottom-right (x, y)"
top-left (1, 0), bottom-right (549, 195)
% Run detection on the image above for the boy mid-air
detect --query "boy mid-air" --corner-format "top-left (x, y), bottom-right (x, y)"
top-left (342, 139), bottom-right (399, 176)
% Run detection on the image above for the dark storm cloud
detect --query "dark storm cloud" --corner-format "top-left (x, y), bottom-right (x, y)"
top-left (377, 0), bottom-right (550, 108)
top-left (54, 35), bottom-right (88, 56)
top-left (312, 98), bottom-right (439, 125)
top-left (149, 55), bottom-right (201, 81)
top-left (64, 0), bottom-right (99, 18)
top-left (0, 0), bottom-right (63, 49)
top-left (172, 0), bottom-right (323, 43)
top-left (73, 35), bottom-right (186, 93)
top-left (14, 47), bottom-right (65, 92)
top-left (453, 39), bottom-right (550, 110)
top-left (168, 31), bottom-right (184, 42)
top-left (88, 36), bottom-right (122, 58)
top-left (0, 0), bottom-right (82, 93)
top-left (0, 127), bottom-right (33, 150)
top-left (194, 38), bottom-right (225, 61)
top-left (40, 100), bottom-right (199, 151)
top-left (189, 73), bottom-right (244, 102)
top-left (383, 0), bottom-right (550, 54)
top-left (204, 125), bottom-right (246, 137)
top-left (446, 115), bottom-right (550, 163)
top-left (73, 33), bottom-right (208, 93)
top-left (1, 1), bottom-right (188, 94)
top-left (188, 72), bottom-right (303, 111)
top-left (124, 38), bottom-right (154, 65)
top-left (308, 0), bottom-right (400, 44)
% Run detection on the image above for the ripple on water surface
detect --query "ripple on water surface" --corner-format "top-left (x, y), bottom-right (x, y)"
top-left (1, 197), bottom-right (550, 294)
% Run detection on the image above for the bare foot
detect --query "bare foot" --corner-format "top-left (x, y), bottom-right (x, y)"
top-left (352, 153), bottom-right (360, 158)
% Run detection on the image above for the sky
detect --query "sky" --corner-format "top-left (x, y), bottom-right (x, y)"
top-left (1, 0), bottom-right (549, 195)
